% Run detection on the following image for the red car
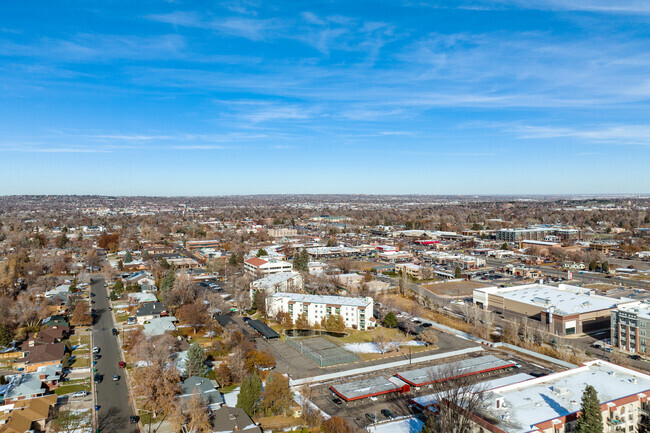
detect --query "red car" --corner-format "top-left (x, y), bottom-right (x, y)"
top-left (118, 361), bottom-right (126, 368)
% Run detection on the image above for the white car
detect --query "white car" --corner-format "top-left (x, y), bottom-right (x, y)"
top-left (92, 346), bottom-right (100, 354)
top-left (71, 390), bottom-right (89, 398)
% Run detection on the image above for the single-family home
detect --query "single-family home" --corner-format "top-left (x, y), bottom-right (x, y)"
top-left (136, 302), bottom-right (166, 325)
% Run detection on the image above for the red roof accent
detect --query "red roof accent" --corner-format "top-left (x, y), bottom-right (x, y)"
top-left (245, 257), bottom-right (268, 267)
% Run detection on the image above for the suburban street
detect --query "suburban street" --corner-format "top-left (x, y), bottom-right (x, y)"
top-left (90, 277), bottom-right (138, 433)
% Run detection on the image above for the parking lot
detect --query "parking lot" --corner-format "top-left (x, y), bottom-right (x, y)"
top-left (309, 349), bottom-right (557, 428)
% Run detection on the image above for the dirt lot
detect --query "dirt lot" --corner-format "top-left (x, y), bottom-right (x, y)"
top-left (420, 281), bottom-right (488, 298)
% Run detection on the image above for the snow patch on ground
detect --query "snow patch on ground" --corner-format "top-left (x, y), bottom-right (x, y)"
top-left (342, 341), bottom-right (427, 354)
top-left (223, 387), bottom-right (240, 407)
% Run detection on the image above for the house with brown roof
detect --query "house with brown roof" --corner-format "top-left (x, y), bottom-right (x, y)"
top-left (0, 394), bottom-right (57, 433)
top-left (20, 326), bottom-right (70, 351)
top-left (16, 343), bottom-right (65, 372)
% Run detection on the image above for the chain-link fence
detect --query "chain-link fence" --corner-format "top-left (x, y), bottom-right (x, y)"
top-left (286, 337), bottom-right (359, 367)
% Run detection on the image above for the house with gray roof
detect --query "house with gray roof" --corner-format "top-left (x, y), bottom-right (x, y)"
top-left (179, 376), bottom-right (223, 411)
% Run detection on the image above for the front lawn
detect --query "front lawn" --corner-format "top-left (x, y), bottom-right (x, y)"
top-left (55, 382), bottom-right (91, 395)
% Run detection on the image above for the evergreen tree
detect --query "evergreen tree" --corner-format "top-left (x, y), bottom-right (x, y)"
top-left (186, 342), bottom-right (209, 378)
top-left (293, 250), bottom-right (309, 272)
top-left (124, 251), bottom-right (133, 263)
top-left (57, 233), bottom-right (68, 248)
top-left (256, 249), bottom-right (268, 257)
top-left (500, 242), bottom-right (508, 250)
top-left (0, 324), bottom-right (12, 348)
top-left (575, 385), bottom-right (604, 433)
top-left (602, 261), bottom-right (610, 273)
top-left (113, 280), bottom-right (124, 294)
top-left (589, 260), bottom-right (598, 271)
top-left (383, 312), bottom-right (398, 328)
top-left (161, 268), bottom-right (175, 291)
top-left (454, 266), bottom-right (462, 279)
top-left (237, 372), bottom-right (261, 416)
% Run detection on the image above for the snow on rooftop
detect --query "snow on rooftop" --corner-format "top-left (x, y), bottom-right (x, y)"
top-left (250, 271), bottom-right (299, 288)
top-left (366, 416), bottom-right (423, 433)
top-left (483, 283), bottom-right (623, 315)
top-left (397, 355), bottom-right (514, 386)
top-left (269, 292), bottom-right (370, 307)
top-left (331, 377), bottom-right (403, 400)
top-left (481, 360), bottom-right (650, 433)
top-left (411, 373), bottom-right (534, 408)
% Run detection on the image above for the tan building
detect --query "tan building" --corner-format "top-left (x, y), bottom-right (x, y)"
top-left (473, 283), bottom-right (633, 336)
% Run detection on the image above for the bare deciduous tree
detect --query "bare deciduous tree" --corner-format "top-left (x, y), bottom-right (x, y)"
top-left (424, 364), bottom-right (489, 433)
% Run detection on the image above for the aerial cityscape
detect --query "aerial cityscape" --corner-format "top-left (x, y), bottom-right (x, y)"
top-left (1, 1), bottom-right (650, 433)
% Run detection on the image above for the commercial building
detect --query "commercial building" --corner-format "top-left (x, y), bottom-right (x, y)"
top-left (244, 257), bottom-right (293, 276)
top-left (468, 360), bottom-right (650, 433)
top-left (473, 283), bottom-right (632, 336)
top-left (330, 376), bottom-right (410, 402)
top-left (266, 292), bottom-right (374, 330)
top-left (395, 263), bottom-right (423, 279)
top-left (396, 355), bottom-right (514, 388)
top-left (186, 240), bottom-right (221, 250)
top-left (611, 301), bottom-right (650, 354)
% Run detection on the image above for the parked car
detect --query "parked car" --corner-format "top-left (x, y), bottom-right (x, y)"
top-left (112, 375), bottom-right (120, 381)
top-left (92, 346), bottom-right (100, 354)
top-left (112, 328), bottom-right (119, 336)
top-left (71, 390), bottom-right (90, 398)
top-left (631, 355), bottom-right (642, 361)
top-left (126, 317), bottom-right (136, 325)
top-left (118, 361), bottom-right (126, 368)
top-left (365, 413), bottom-right (378, 424)
top-left (381, 409), bottom-right (394, 419)
top-left (93, 373), bottom-right (102, 383)
top-left (332, 398), bottom-right (342, 405)
top-left (130, 416), bottom-right (140, 424)
top-left (93, 354), bottom-right (101, 360)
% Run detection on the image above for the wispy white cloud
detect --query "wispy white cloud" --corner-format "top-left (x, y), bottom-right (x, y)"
top-left (148, 11), bottom-right (285, 41)
top-left (507, 124), bottom-right (650, 145)
top-left (0, 33), bottom-right (186, 62)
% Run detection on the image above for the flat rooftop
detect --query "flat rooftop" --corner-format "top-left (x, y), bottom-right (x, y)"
top-left (481, 284), bottom-right (623, 315)
top-left (330, 376), bottom-right (407, 401)
top-left (617, 301), bottom-right (650, 320)
top-left (481, 360), bottom-right (650, 433)
top-left (269, 292), bottom-right (370, 308)
top-left (411, 372), bottom-right (534, 408)
top-left (396, 355), bottom-right (514, 387)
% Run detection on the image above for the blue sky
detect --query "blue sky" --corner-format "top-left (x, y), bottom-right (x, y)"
top-left (1, 0), bottom-right (650, 195)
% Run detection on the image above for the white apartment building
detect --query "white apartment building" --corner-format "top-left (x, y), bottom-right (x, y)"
top-left (249, 271), bottom-right (304, 300)
top-left (244, 257), bottom-right (293, 276)
top-left (267, 228), bottom-right (298, 238)
top-left (266, 293), bottom-right (374, 330)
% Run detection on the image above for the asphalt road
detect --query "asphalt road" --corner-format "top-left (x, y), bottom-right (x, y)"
top-left (90, 277), bottom-right (138, 433)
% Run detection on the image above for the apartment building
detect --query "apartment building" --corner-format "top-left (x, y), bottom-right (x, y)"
top-left (612, 301), bottom-right (650, 354)
top-left (467, 360), bottom-right (650, 433)
top-left (267, 228), bottom-right (298, 238)
top-left (249, 271), bottom-right (304, 299)
top-left (244, 257), bottom-right (293, 276)
top-left (266, 292), bottom-right (374, 330)
top-left (496, 226), bottom-right (581, 243)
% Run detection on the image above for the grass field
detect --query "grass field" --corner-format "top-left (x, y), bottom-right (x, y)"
top-left (55, 381), bottom-right (91, 396)
top-left (421, 280), bottom-right (488, 297)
